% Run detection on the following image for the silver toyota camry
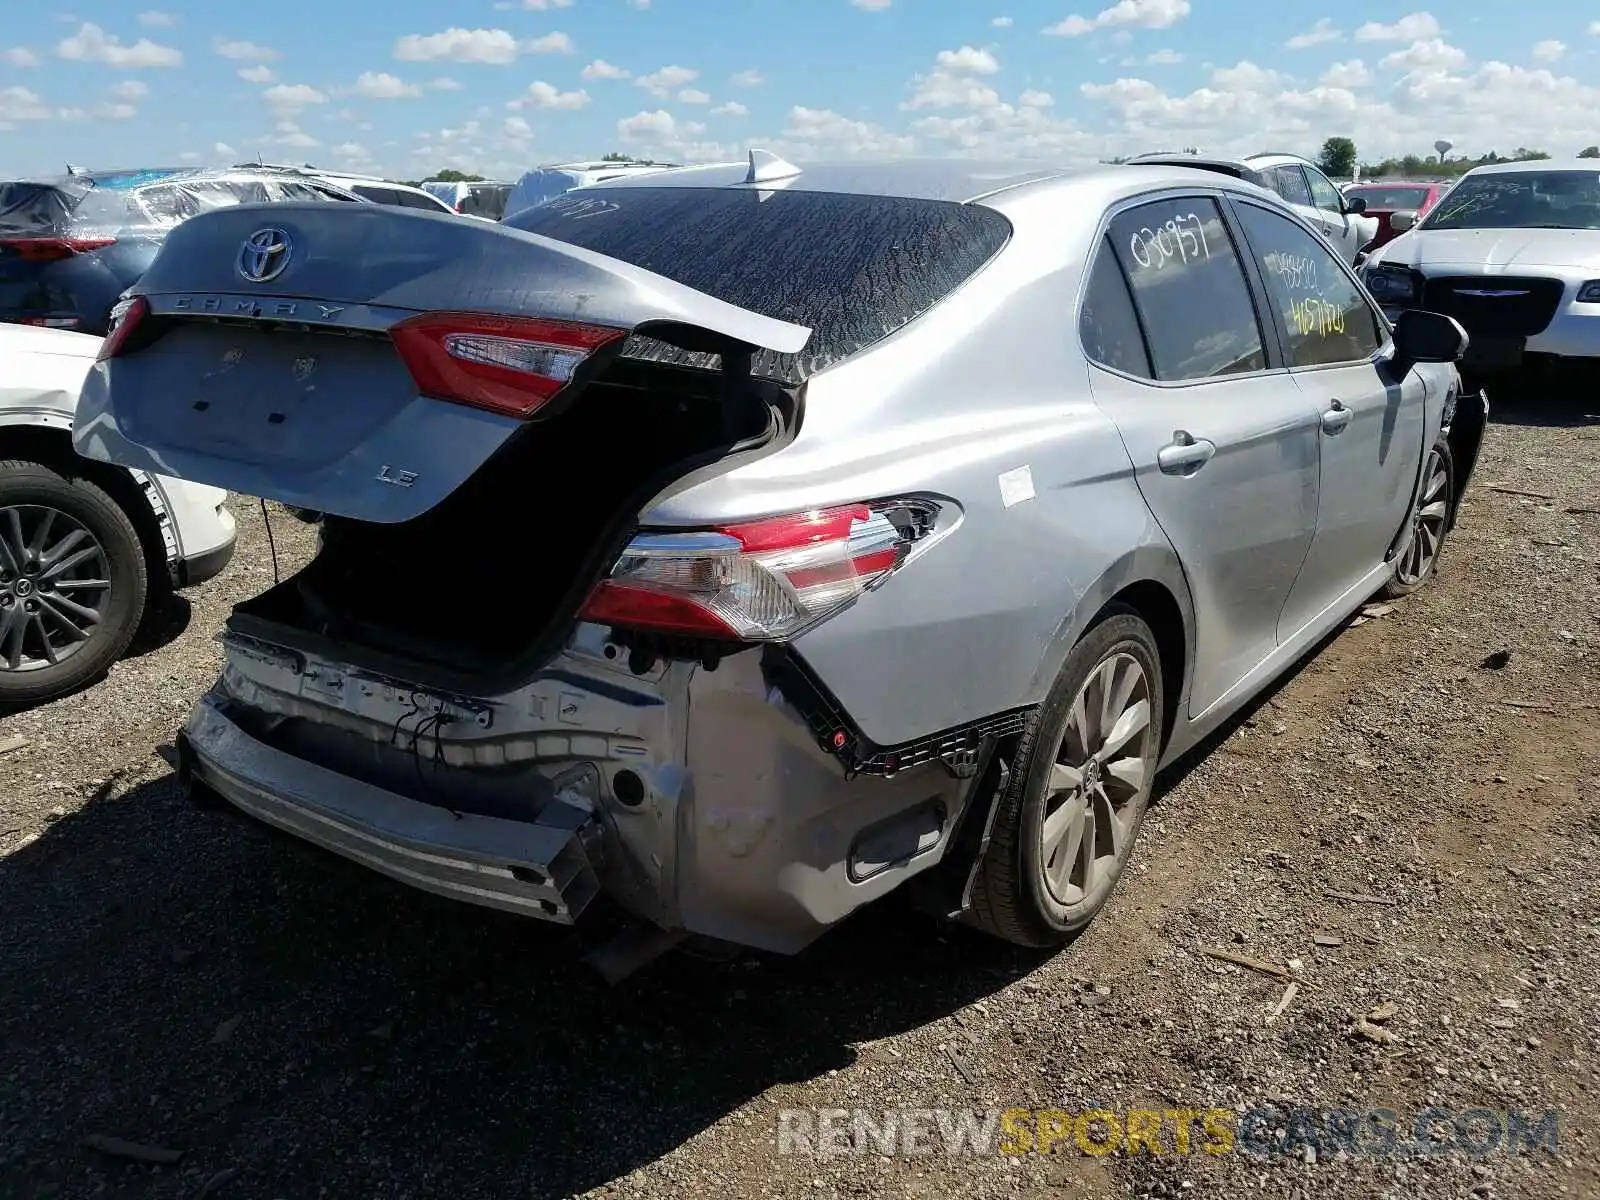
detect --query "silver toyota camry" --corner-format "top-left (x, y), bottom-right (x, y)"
top-left (71, 152), bottom-right (1487, 962)
top-left (1362, 158), bottom-right (1600, 375)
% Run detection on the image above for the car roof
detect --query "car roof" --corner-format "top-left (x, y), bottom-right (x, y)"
top-left (1463, 158), bottom-right (1600, 176)
top-left (579, 157), bottom-right (1079, 203)
top-left (579, 157), bottom-right (1281, 216)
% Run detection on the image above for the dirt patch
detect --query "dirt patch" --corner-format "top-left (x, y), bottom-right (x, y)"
top-left (0, 391), bottom-right (1596, 1200)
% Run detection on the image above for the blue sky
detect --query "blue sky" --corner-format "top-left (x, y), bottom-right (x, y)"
top-left (3, 1), bottom-right (1598, 181)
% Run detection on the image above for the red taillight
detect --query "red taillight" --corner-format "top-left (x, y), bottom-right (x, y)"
top-left (96, 295), bottom-right (150, 361)
top-left (390, 312), bottom-right (626, 419)
top-left (580, 501), bottom-right (943, 642)
top-left (0, 236), bottom-right (117, 263)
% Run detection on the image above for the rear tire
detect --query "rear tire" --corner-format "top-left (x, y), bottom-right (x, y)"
top-left (968, 607), bottom-right (1166, 949)
top-left (0, 460), bottom-right (148, 705)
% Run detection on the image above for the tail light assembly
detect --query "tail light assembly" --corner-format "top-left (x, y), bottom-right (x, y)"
top-left (581, 500), bottom-right (947, 643)
top-left (96, 295), bottom-right (151, 361)
top-left (0, 236), bottom-right (117, 263)
top-left (390, 311), bottom-right (625, 419)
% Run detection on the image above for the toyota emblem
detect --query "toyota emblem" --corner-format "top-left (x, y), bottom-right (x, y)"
top-left (237, 227), bottom-right (292, 284)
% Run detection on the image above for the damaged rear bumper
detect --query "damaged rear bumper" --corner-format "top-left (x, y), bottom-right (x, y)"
top-left (178, 692), bottom-right (602, 922)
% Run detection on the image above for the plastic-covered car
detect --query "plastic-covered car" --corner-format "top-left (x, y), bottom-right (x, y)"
top-left (502, 162), bottom-right (674, 221)
top-left (420, 180), bottom-right (512, 220)
top-left (0, 167), bottom-right (356, 335)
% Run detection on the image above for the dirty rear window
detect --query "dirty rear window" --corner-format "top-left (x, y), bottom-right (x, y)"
top-left (0, 183), bottom-right (81, 235)
top-left (505, 186), bottom-right (1012, 383)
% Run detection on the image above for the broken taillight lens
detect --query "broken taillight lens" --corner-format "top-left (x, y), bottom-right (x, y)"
top-left (0, 236), bottom-right (117, 262)
top-left (390, 312), bottom-right (626, 419)
top-left (581, 501), bottom-right (942, 641)
top-left (96, 295), bottom-right (151, 361)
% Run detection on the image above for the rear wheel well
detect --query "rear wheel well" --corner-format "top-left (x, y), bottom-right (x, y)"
top-left (0, 424), bottom-right (170, 592)
top-left (1088, 580), bottom-right (1186, 755)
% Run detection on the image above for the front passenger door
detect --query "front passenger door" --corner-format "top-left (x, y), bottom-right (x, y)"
top-left (1304, 166), bottom-right (1358, 261)
top-left (1228, 199), bottom-right (1427, 642)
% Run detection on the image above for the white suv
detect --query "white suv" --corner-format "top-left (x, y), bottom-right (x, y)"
top-left (0, 323), bottom-right (236, 703)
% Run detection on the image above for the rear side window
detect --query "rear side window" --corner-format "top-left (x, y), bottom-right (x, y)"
top-left (353, 185), bottom-right (401, 206)
top-left (1079, 239), bottom-right (1151, 378)
top-left (397, 189), bottom-right (447, 211)
top-left (1233, 202), bottom-right (1385, 368)
top-left (1269, 166), bottom-right (1313, 207)
top-left (506, 187), bottom-right (1013, 383)
top-left (1107, 197), bottom-right (1266, 382)
top-left (1305, 168), bottom-right (1344, 213)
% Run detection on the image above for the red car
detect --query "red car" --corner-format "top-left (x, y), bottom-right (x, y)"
top-left (1344, 181), bottom-right (1447, 252)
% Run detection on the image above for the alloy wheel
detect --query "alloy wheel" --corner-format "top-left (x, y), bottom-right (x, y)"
top-left (1038, 650), bottom-right (1157, 907)
top-left (0, 504), bottom-right (113, 673)
top-left (1396, 447), bottom-right (1450, 586)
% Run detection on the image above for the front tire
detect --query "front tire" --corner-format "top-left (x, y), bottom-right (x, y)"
top-left (969, 607), bottom-right (1166, 949)
top-left (1381, 437), bottom-right (1454, 599)
top-left (0, 460), bottom-right (148, 705)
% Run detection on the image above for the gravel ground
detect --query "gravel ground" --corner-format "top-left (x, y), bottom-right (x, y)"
top-left (0, 385), bottom-right (1596, 1200)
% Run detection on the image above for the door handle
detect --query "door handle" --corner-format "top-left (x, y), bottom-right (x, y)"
top-left (1157, 430), bottom-right (1217, 475)
top-left (1321, 399), bottom-right (1353, 434)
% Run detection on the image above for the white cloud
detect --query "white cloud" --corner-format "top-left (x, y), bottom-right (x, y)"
top-left (992, 16), bottom-right (1013, 28)
top-left (1591, 21), bottom-right (1600, 35)
top-left (278, 130), bottom-right (320, 149)
top-left (1045, 0), bottom-right (1190, 37)
top-left (352, 71), bottom-right (423, 99)
top-left (393, 28), bottom-right (521, 63)
top-left (711, 100), bottom-right (748, 116)
top-left (1211, 61), bottom-right (1286, 90)
top-left (525, 32), bottom-right (574, 54)
top-left (731, 68), bottom-right (764, 86)
top-left (214, 38), bottom-right (279, 62)
top-left (851, 0), bottom-right (893, 9)
top-left (1354, 12), bottom-right (1441, 42)
top-left (215, 141), bottom-right (237, 156)
top-left (263, 83), bottom-right (328, 110)
top-left (238, 65), bottom-right (276, 83)
top-left (2, 48), bottom-right (40, 68)
top-left (107, 79), bottom-right (149, 100)
top-left (429, 77), bottom-right (464, 90)
top-left (936, 46), bottom-right (1000, 74)
top-left (780, 105), bottom-right (916, 157)
top-left (678, 88), bottom-right (710, 103)
top-left (137, 11), bottom-right (177, 26)
top-left (618, 108), bottom-right (677, 139)
top-left (628, 0), bottom-right (650, 8)
top-left (635, 64), bottom-right (698, 97)
top-left (1285, 18), bottom-right (1341, 49)
top-left (521, 0), bottom-right (572, 6)
top-left (333, 141), bottom-right (374, 161)
top-left (1124, 48), bottom-right (1182, 65)
top-left (1380, 38), bottom-right (1467, 72)
top-left (1320, 59), bottom-right (1371, 87)
top-left (1019, 89), bottom-right (1053, 107)
top-left (1531, 39), bottom-right (1565, 63)
top-left (503, 115), bottom-right (533, 138)
top-left (56, 22), bottom-right (182, 68)
top-left (513, 80), bottom-right (589, 109)
top-left (94, 102), bottom-right (138, 120)
top-left (582, 59), bottom-right (630, 80)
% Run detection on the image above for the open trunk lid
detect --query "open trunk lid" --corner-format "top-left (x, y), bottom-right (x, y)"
top-left (71, 201), bottom-right (810, 523)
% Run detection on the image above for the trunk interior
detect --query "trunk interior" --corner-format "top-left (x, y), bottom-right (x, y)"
top-left (229, 356), bottom-right (788, 690)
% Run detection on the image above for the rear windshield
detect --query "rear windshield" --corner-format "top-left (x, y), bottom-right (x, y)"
top-left (1349, 186), bottom-right (1432, 209)
top-left (0, 183), bottom-right (80, 235)
top-left (505, 187), bottom-right (1013, 383)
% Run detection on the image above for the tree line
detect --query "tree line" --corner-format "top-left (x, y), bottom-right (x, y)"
top-left (1317, 137), bottom-right (1597, 180)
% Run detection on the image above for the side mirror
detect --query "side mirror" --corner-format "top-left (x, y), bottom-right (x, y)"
top-left (1392, 309), bottom-right (1467, 370)
top-left (1388, 209), bottom-right (1417, 233)
top-left (1343, 195), bottom-right (1368, 215)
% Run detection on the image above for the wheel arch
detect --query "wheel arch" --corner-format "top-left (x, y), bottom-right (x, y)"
top-left (0, 420), bottom-right (172, 592)
top-left (1031, 543), bottom-right (1196, 758)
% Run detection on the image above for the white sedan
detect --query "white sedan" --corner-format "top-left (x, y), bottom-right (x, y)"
top-left (0, 323), bottom-right (237, 703)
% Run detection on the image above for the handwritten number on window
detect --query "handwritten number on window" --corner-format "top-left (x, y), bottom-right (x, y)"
top-left (1127, 212), bottom-right (1210, 270)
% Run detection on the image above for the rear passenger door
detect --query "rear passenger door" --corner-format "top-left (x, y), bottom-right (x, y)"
top-left (1228, 199), bottom-right (1425, 640)
top-left (1080, 194), bottom-right (1324, 720)
top-left (1303, 166), bottom-right (1359, 261)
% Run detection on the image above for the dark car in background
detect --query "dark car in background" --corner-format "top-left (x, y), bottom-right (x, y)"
top-left (1342, 181), bottom-right (1448, 252)
top-left (0, 167), bottom-right (357, 336)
